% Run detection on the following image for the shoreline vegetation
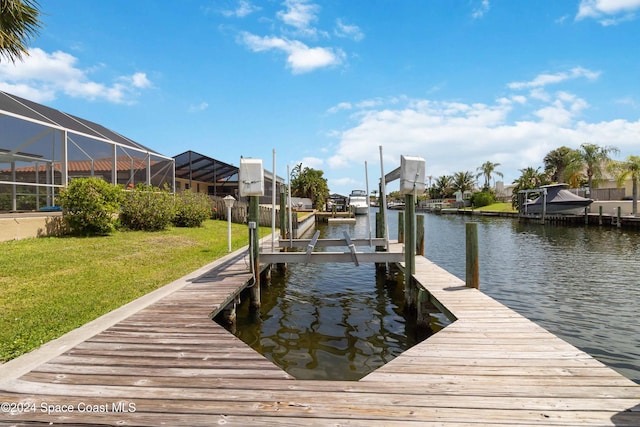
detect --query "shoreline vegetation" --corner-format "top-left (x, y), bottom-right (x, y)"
top-left (0, 220), bottom-right (266, 362)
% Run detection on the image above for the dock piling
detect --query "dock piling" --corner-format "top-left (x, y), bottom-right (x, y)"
top-left (416, 214), bottom-right (424, 256)
top-left (599, 206), bottom-right (603, 225)
top-left (398, 212), bottom-right (404, 243)
top-left (248, 196), bottom-right (261, 310)
top-left (465, 222), bottom-right (479, 289)
top-left (404, 193), bottom-right (417, 311)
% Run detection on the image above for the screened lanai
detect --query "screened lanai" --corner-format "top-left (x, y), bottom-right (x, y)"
top-left (174, 150), bottom-right (285, 204)
top-left (0, 91), bottom-right (175, 212)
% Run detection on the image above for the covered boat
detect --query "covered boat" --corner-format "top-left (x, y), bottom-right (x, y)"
top-left (523, 184), bottom-right (593, 215)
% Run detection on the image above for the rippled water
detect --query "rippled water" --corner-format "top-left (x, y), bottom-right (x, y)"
top-left (230, 209), bottom-right (639, 383)
top-left (385, 211), bottom-right (640, 384)
top-left (231, 215), bottom-right (437, 380)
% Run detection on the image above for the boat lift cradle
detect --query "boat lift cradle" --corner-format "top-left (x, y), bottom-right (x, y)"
top-left (259, 230), bottom-right (403, 265)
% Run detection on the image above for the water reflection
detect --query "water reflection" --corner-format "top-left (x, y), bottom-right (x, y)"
top-left (385, 211), bottom-right (640, 384)
top-left (230, 215), bottom-right (437, 380)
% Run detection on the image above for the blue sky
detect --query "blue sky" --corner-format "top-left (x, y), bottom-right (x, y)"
top-left (1, 0), bottom-right (640, 195)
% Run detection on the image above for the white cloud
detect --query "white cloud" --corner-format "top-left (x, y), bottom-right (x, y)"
top-left (507, 67), bottom-right (600, 90)
top-left (240, 32), bottom-right (344, 73)
top-left (356, 98), bottom-right (385, 109)
top-left (297, 156), bottom-right (324, 168)
top-left (576, 0), bottom-right (640, 24)
top-left (472, 0), bottom-right (490, 19)
top-left (277, 0), bottom-right (320, 37)
top-left (188, 101), bottom-right (209, 113)
top-left (221, 0), bottom-right (260, 18)
top-left (0, 48), bottom-right (151, 104)
top-left (327, 97), bottom-right (399, 114)
top-left (615, 97), bottom-right (639, 108)
top-left (334, 19), bottom-right (364, 41)
top-left (529, 88), bottom-right (551, 102)
top-left (130, 72), bottom-right (152, 88)
top-left (327, 101), bottom-right (352, 114)
top-left (325, 92), bottom-right (640, 187)
top-left (329, 176), bottom-right (360, 191)
top-left (229, 0), bottom-right (354, 74)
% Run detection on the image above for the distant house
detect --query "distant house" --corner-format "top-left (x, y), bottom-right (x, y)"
top-left (326, 193), bottom-right (348, 211)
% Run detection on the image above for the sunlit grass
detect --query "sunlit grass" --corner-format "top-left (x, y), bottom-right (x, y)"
top-left (475, 202), bottom-right (517, 212)
top-left (0, 220), bottom-right (269, 362)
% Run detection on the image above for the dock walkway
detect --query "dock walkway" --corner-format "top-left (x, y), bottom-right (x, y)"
top-left (1, 243), bottom-right (638, 425)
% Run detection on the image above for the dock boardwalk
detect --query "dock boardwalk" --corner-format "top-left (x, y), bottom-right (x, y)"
top-left (0, 248), bottom-right (639, 425)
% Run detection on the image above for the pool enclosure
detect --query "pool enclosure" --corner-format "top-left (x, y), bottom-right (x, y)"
top-left (0, 91), bottom-right (175, 212)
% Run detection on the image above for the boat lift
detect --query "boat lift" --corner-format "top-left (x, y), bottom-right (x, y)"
top-left (258, 147), bottom-right (413, 267)
top-left (260, 229), bottom-right (404, 265)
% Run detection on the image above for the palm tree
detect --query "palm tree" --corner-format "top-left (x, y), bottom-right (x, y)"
top-left (452, 171), bottom-right (476, 194)
top-left (609, 155), bottom-right (640, 215)
top-left (543, 146), bottom-right (579, 184)
top-left (290, 163), bottom-right (330, 209)
top-left (476, 161), bottom-right (503, 191)
top-left (452, 171), bottom-right (475, 207)
top-left (434, 175), bottom-right (454, 198)
top-left (0, 0), bottom-right (42, 63)
top-left (511, 167), bottom-right (548, 208)
top-left (572, 143), bottom-right (619, 196)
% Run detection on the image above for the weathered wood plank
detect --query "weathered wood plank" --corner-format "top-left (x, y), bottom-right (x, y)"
top-left (0, 243), bottom-right (638, 426)
top-left (0, 392), bottom-right (637, 426)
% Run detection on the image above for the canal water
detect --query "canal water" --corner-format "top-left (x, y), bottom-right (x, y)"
top-left (228, 209), bottom-right (640, 384)
top-left (229, 214), bottom-right (444, 381)
top-left (385, 209), bottom-right (640, 384)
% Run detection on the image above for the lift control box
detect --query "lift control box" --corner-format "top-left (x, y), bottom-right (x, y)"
top-left (239, 158), bottom-right (264, 197)
top-left (400, 155), bottom-right (426, 195)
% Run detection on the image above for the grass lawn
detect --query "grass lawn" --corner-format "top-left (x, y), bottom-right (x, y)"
top-left (0, 220), bottom-right (269, 362)
top-left (474, 202), bottom-right (517, 213)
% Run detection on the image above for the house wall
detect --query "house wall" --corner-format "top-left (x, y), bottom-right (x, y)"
top-left (175, 177), bottom-right (282, 203)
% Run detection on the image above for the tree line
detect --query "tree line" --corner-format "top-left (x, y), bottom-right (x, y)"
top-left (288, 141), bottom-right (640, 213)
top-left (423, 142), bottom-right (640, 212)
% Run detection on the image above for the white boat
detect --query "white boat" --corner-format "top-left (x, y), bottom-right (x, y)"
top-left (523, 184), bottom-right (593, 215)
top-left (348, 190), bottom-right (369, 215)
top-left (387, 201), bottom-right (405, 210)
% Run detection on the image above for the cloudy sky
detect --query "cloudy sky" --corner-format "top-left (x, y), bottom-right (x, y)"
top-left (1, 0), bottom-right (639, 195)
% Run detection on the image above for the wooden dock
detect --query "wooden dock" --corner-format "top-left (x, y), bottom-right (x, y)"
top-left (0, 245), bottom-right (638, 425)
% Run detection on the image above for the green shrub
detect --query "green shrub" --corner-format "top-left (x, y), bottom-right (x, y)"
top-left (173, 191), bottom-right (212, 227)
top-left (119, 184), bottom-right (175, 231)
top-left (57, 177), bottom-right (123, 235)
top-left (471, 191), bottom-right (495, 208)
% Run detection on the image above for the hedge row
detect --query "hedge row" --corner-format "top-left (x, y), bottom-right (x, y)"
top-left (57, 178), bottom-right (212, 235)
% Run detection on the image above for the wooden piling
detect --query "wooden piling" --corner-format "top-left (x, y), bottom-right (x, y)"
top-left (398, 212), bottom-right (404, 243)
top-left (278, 188), bottom-right (287, 272)
top-left (404, 193), bottom-right (416, 310)
top-left (220, 301), bottom-right (236, 326)
top-left (599, 205), bottom-right (603, 225)
top-left (617, 206), bottom-right (622, 228)
top-left (585, 207), bottom-right (588, 224)
top-left (249, 196), bottom-right (261, 309)
top-left (465, 222), bottom-right (479, 289)
top-left (279, 187), bottom-right (287, 240)
top-left (416, 214), bottom-right (424, 256)
top-left (375, 211), bottom-right (386, 272)
top-left (416, 288), bottom-right (430, 330)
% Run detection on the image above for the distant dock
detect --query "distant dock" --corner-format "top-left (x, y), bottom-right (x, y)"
top-left (314, 211), bottom-right (355, 223)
